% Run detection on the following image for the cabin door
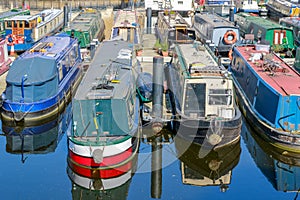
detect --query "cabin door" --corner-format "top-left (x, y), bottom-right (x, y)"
top-left (12, 20), bottom-right (24, 37)
top-left (273, 30), bottom-right (286, 45)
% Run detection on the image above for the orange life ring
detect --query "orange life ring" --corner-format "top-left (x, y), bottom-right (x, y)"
top-left (224, 30), bottom-right (237, 45)
top-left (228, 48), bottom-right (233, 60)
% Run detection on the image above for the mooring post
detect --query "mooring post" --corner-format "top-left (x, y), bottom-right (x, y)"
top-left (146, 7), bottom-right (152, 34)
top-left (152, 56), bottom-right (164, 133)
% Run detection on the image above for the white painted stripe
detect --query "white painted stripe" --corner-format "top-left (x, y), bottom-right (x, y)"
top-left (68, 137), bottom-right (133, 157)
top-left (67, 167), bottom-right (132, 190)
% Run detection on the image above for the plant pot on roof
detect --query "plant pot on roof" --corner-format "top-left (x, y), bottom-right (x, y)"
top-left (160, 41), bottom-right (169, 57)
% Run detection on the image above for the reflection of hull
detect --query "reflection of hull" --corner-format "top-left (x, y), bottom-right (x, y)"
top-left (175, 136), bottom-right (241, 186)
top-left (2, 102), bottom-right (72, 155)
top-left (242, 121), bottom-right (300, 192)
top-left (174, 118), bottom-right (241, 149)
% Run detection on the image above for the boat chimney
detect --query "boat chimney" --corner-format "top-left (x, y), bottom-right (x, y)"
top-left (146, 7), bottom-right (152, 34)
top-left (152, 56), bottom-right (164, 134)
top-left (63, 5), bottom-right (69, 27)
top-left (229, 7), bottom-right (234, 22)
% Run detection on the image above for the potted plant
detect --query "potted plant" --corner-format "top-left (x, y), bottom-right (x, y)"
top-left (160, 41), bottom-right (169, 56)
top-left (153, 39), bottom-right (161, 51)
top-left (135, 44), bottom-right (143, 56)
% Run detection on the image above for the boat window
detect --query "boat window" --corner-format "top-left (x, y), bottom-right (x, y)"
top-left (208, 89), bottom-right (232, 105)
top-left (13, 21), bottom-right (17, 28)
top-left (58, 64), bottom-right (63, 81)
top-left (70, 48), bottom-right (76, 66)
top-left (184, 83), bottom-right (206, 117)
top-left (6, 21), bottom-right (12, 28)
top-left (19, 21), bottom-right (23, 28)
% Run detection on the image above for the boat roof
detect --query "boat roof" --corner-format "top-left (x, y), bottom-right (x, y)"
top-left (0, 9), bottom-right (29, 19)
top-left (176, 42), bottom-right (228, 77)
top-left (194, 12), bottom-right (237, 28)
top-left (279, 17), bottom-right (300, 27)
top-left (4, 9), bottom-right (62, 22)
top-left (66, 12), bottom-right (100, 31)
top-left (236, 13), bottom-right (291, 30)
top-left (234, 45), bottom-right (300, 95)
top-left (74, 40), bottom-right (136, 100)
top-left (158, 11), bottom-right (191, 28)
top-left (113, 10), bottom-right (138, 28)
top-left (18, 33), bottom-right (74, 60)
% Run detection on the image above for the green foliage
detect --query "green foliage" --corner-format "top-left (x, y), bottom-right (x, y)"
top-left (154, 39), bottom-right (161, 49)
top-left (161, 41), bottom-right (168, 51)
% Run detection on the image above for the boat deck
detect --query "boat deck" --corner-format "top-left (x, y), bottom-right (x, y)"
top-left (75, 40), bottom-right (137, 100)
top-left (235, 45), bottom-right (300, 95)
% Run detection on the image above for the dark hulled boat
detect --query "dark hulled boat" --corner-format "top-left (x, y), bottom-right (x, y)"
top-left (166, 41), bottom-right (242, 148)
top-left (229, 43), bottom-right (300, 152)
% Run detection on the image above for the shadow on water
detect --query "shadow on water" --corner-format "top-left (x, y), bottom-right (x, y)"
top-left (241, 118), bottom-right (300, 196)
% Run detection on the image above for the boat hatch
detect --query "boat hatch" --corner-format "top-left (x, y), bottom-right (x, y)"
top-left (86, 83), bottom-right (114, 100)
top-left (189, 64), bottom-right (226, 76)
top-left (29, 42), bottom-right (53, 52)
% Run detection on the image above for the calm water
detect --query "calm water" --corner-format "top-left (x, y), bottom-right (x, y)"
top-left (0, 109), bottom-right (299, 200)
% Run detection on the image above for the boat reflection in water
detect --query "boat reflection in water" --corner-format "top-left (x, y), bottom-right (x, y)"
top-left (175, 136), bottom-right (241, 191)
top-left (242, 121), bottom-right (300, 193)
top-left (1, 103), bottom-right (72, 163)
top-left (67, 136), bottom-right (139, 199)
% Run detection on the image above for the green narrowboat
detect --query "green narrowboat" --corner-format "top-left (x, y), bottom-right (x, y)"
top-left (0, 8), bottom-right (30, 36)
top-left (235, 13), bottom-right (295, 54)
top-left (64, 8), bottom-right (105, 49)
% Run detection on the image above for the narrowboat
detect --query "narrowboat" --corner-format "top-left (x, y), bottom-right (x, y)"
top-left (0, 39), bottom-right (11, 76)
top-left (155, 11), bottom-right (196, 47)
top-left (165, 41), bottom-right (242, 148)
top-left (144, 0), bottom-right (195, 16)
top-left (242, 121), bottom-right (300, 192)
top-left (175, 136), bottom-right (241, 190)
top-left (3, 9), bottom-right (64, 52)
top-left (266, 0), bottom-right (300, 21)
top-left (279, 17), bottom-right (300, 48)
top-left (64, 8), bottom-right (105, 49)
top-left (193, 12), bottom-right (240, 64)
top-left (1, 102), bottom-right (72, 162)
top-left (229, 43), bottom-right (300, 152)
top-left (234, 12), bottom-right (296, 57)
top-left (110, 9), bottom-right (143, 44)
top-left (0, 8), bottom-right (30, 36)
top-left (235, 0), bottom-right (259, 13)
top-left (0, 33), bottom-right (83, 124)
top-left (67, 40), bottom-right (141, 182)
top-left (203, 0), bottom-right (235, 17)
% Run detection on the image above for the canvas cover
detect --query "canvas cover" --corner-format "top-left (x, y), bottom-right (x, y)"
top-left (5, 57), bottom-right (58, 102)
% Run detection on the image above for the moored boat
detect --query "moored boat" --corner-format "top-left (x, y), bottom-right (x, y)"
top-left (155, 11), bottom-right (196, 47)
top-left (0, 8), bottom-right (30, 36)
top-left (3, 9), bottom-right (64, 53)
top-left (229, 43), bottom-right (300, 152)
top-left (266, 0), bottom-right (300, 21)
top-left (64, 8), bottom-right (105, 51)
top-left (165, 41), bottom-right (242, 148)
top-left (193, 12), bottom-right (240, 66)
top-left (110, 9), bottom-right (143, 44)
top-left (204, 0), bottom-right (236, 17)
top-left (234, 12), bottom-right (296, 58)
top-left (0, 38), bottom-right (11, 76)
top-left (0, 33), bottom-right (83, 124)
top-left (67, 39), bottom-right (141, 181)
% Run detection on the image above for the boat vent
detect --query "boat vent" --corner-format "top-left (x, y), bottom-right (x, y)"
top-left (189, 64), bottom-right (225, 75)
top-left (30, 42), bottom-right (53, 52)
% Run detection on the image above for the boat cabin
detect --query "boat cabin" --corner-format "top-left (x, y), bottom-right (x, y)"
top-left (235, 13), bottom-right (295, 52)
top-left (279, 17), bottom-right (300, 48)
top-left (156, 11), bottom-right (195, 46)
top-left (193, 12), bottom-right (240, 56)
top-left (169, 42), bottom-right (235, 119)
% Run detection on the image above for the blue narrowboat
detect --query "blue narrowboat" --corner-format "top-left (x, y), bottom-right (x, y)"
top-left (230, 43), bottom-right (300, 152)
top-left (0, 33), bottom-right (83, 124)
top-left (3, 9), bottom-right (64, 53)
